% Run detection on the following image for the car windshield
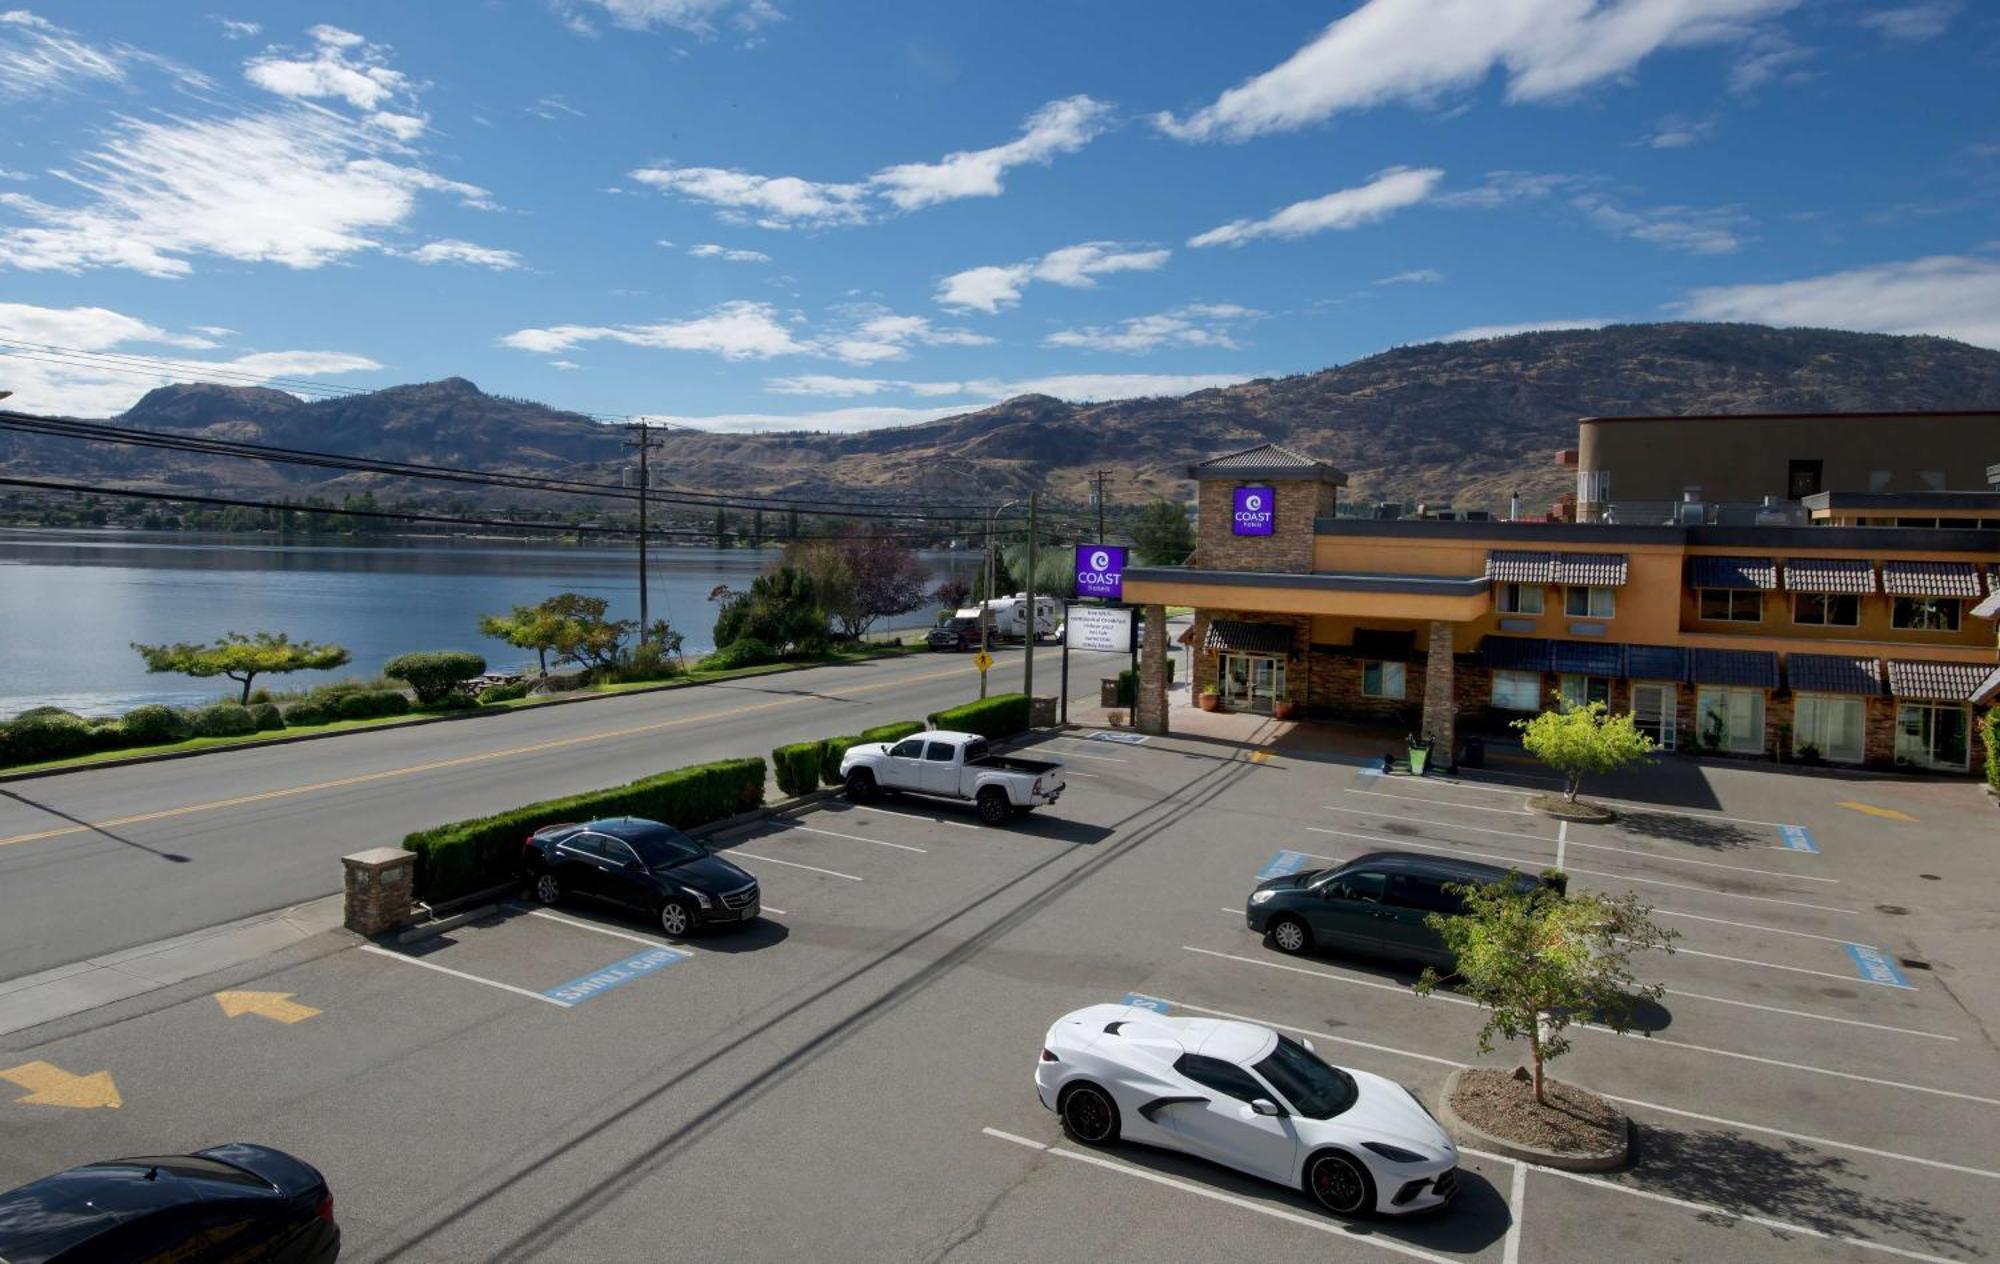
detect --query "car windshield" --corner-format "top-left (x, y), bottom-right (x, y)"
top-left (1252, 1035), bottom-right (1357, 1120)
top-left (616, 824), bottom-right (706, 869)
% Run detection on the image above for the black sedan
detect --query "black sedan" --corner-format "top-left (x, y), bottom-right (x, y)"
top-left (0, 1143), bottom-right (338, 1263)
top-left (523, 816), bottom-right (759, 937)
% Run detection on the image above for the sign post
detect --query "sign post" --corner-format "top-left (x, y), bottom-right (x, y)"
top-left (1068, 546), bottom-right (1131, 724)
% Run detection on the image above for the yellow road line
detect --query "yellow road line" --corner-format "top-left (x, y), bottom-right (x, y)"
top-left (1836, 800), bottom-right (1919, 823)
top-left (0, 661), bottom-right (977, 849)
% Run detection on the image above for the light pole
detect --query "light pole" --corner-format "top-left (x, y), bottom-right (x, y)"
top-left (981, 499), bottom-right (1022, 700)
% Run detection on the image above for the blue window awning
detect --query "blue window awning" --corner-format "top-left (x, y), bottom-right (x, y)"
top-left (1787, 653), bottom-right (1882, 696)
top-left (1551, 640), bottom-right (1626, 677)
top-left (1691, 556), bottom-right (1778, 590)
top-left (1690, 648), bottom-right (1779, 689)
top-left (1481, 636), bottom-right (1551, 672)
top-left (1625, 645), bottom-right (1687, 682)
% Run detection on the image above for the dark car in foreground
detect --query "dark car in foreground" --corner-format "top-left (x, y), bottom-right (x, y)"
top-left (523, 816), bottom-right (759, 937)
top-left (0, 1143), bottom-right (337, 1263)
top-left (1246, 851), bottom-right (1543, 968)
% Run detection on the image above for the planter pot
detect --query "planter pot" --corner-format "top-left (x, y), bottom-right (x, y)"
top-left (1273, 701), bottom-right (1297, 720)
top-left (1198, 694), bottom-right (1220, 712)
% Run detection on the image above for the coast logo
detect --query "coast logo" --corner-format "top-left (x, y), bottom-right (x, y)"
top-left (1074, 544), bottom-right (1126, 599)
top-left (1233, 487), bottom-right (1275, 536)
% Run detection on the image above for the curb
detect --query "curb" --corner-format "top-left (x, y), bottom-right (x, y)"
top-left (1435, 1068), bottom-right (1631, 1173)
top-left (1527, 796), bottom-right (1618, 825)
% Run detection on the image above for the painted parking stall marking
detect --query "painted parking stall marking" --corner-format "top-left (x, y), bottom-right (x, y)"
top-left (1846, 943), bottom-right (1914, 989)
top-left (1087, 731), bottom-right (1149, 745)
top-left (1779, 825), bottom-right (1819, 853)
top-left (1255, 850), bottom-right (1310, 881)
top-left (1120, 992), bottom-right (1171, 1013)
top-left (542, 946), bottom-right (689, 1005)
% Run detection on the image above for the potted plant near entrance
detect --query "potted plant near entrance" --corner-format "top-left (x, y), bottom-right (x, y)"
top-left (1273, 697), bottom-right (1297, 720)
top-left (1198, 685), bottom-right (1220, 712)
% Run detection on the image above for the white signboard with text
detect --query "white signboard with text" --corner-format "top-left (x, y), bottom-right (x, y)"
top-left (1067, 606), bottom-right (1134, 654)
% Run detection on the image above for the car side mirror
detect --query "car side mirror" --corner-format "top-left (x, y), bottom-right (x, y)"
top-left (1250, 1098), bottom-right (1283, 1118)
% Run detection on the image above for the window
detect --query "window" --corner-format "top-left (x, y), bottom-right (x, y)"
top-left (964, 739), bottom-right (991, 765)
top-left (1174, 1054), bottom-right (1270, 1104)
top-left (1565, 587), bottom-right (1615, 618)
top-left (889, 738), bottom-right (925, 759)
top-left (1326, 870), bottom-right (1386, 903)
top-left (923, 741), bottom-right (955, 762)
top-left (1698, 589), bottom-right (1762, 622)
top-left (600, 838), bottom-right (641, 867)
top-left (561, 834), bottom-right (609, 860)
top-left (1793, 694), bottom-right (1866, 763)
top-left (1787, 458), bottom-right (1823, 499)
top-left (1558, 675), bottom-right (1610, 709)
top-left (1251, 1035), bottom-right (1358, 1120)
top-left (1361, 661), bottom-right (1406, 699)
top-left (1491, 670), bottom-right (1543, 711)
top-left (1893, 597), bottom-right (1961, 631)
top-left (1793, 593), bottom-right (1859, 626)
top-left (1496, 583), bottom-right (1543, 614)
top-left (1387, 874), bottom-right (1463, 916)
top-left (1697, 687), bottom-right (1766, 754)
top-left (618, 824), bottom-right (705, 867)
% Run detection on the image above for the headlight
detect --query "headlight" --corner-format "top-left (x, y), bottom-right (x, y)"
top-left (1361, 1142), bottom-right (1428, 1164)
top-left (1250, 890), bottom-right (1277, 905)
top-left (680, 887), bottom-right (713, 909)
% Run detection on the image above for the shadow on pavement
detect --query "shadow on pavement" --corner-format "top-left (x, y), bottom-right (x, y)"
top-left (0, 787), bottom-right (192, 863)
top-left (1611, 811), bottom-right (1762, 851)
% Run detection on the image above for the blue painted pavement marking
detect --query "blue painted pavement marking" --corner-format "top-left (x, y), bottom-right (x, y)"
top-left (1256, 850), bottom-right (1310, 881)
top-left (1845, 944), bottom-right (1913, 989)
top-left (1779, 825), bottom-right (1819, 853)
top-left (543, 946), bottom-right (689, 1005)
top-left (1356, 765), bottom-right (1384, 778)
top-left (1088, 731), bottom-right (1150, 745)
top-left (1121, 993), bottom-right (1171, 1013)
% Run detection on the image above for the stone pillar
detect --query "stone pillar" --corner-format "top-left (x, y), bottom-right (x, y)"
top-left (343, 847), bottom-right (416, 936)
top-left (1136, 603), bottom-right (1170, 736)
top-left (1421, 620), bottom-right (1457, 769)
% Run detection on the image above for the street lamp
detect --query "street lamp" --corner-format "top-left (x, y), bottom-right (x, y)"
top-left (981, 499), bottom-right (1023, 700)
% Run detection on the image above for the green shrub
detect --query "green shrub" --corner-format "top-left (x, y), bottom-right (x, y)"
top-left (403, 756), bottom-right (767, 902)
top-left (13, 706), bottom-right (82, 722)
top-left (700, 638), bottom-right (777, 672)
top-left (384, 651), bottom-right (487, 705)
top-left (189, 703), bottom-right (258, 737)
top-left (859, 720), bottom-right (925, 745)
top-left (772, 740), bottom-right (823, 798)
top-left (121, 704), bottom-right (193, 745)
top-left (416, 694), bottom-right (483, 713)
top-left (818, 735), bottom-right (864, 786)
top-left (88, 721), bottom-right (129, 751)
top-left (1113, 660), bottom-right (1177, 706)
top-left (605, 641), bottom-right (682, 684)
top-left (1985, 710), bottom-right (1998, 792)
top-left (280, 700), bottom-right (330, 727)
top-left (248, 702), bottom-right (285, 731)
top-left (1, 710), bottom-right (97, 764)
top-left (329, 690), bottom-right (411, 720)
top-left (927, 693), bottom-right (1031, 740)
top-left (479, 680), bottom-right (531, 703)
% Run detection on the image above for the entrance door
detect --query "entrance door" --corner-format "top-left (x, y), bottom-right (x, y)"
top-left (1896, 703), bottom-right (1970, 770)
top-left (1220, 655), bottom-right (1285, 713)
top-left (1631, 682), bottom-right (1675, 751)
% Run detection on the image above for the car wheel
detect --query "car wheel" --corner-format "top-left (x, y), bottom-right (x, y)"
top-left (1269, 916), bottom-right (1312, 956)
top-left (976, 788), bottom-right (1011, 825)
top-left (1305, 1150), bottom-right (1375, 1217)
top-left (1059, 1083), bottom-right (1120, 1146)
top-left (658, 898), bottom-right (694, 938)
top-left (532, 873), bottom-right (562, 906)
top-left (846, 769), bottom-right (877, 803)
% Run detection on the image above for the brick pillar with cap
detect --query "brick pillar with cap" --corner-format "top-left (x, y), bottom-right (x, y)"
top-left (1136, 603), bottom-right (1170, 735)
top-left (343, 847), bottom-right (416, 936)
top-left (1421, 620), bottom-right (1457, 768)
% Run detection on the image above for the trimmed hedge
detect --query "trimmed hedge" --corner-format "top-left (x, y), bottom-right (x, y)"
top-left (479, 680), bottom-right (532, 703)
top-left (1113, 660), bottom-right (1176, 706)
top-left (190, 703), bottom-right (258, 737)
top-left (772, 740), bottom-right (823, 798)
top-left (403, 756), bottom-right (767, 902)
top-left (279, 699), bottom-right (330, 727)
top-left (384, 650), bottom-right (487, 706)
top-left (927, 693), bottom-right (1031, 741)
top-left (701, 638), bottom-right (777, 672)
top-left (860, 721), bottom-right (925, 745)
top-left (88, 720), bottom-right (128, 751)
top-left (818, 735), bottom-right (864, 786)
top-left (1, 710), bottom-right (96, 764)
top-left (328, 690), bottom-right (411, 721)
top-left (248, 702), bottom-right (286, 732)
top-left (122, 704), bottom-right (193, 745)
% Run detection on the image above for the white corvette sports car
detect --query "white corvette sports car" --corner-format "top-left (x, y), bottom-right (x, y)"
top-left (1034, 1004), bottom-right (1458, 1216)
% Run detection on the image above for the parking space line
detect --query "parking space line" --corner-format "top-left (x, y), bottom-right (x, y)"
top-left (1461, 1147), bottom-right (1959, 1264)
top-left (782, 823), bottom-right (927, 853)
top-left (356, 944), bottom-right (573, 1007)
top-left (1653, 907), bottom-right (1866, 945)
top-left (1145, 993), bottom-right (2000, 1180)
top-left (724, 851), bottom-right (865, 881)
top-left (1045, 747), bottom-right (1129, 762)
top-left (828, 805), bottom-right (978, 829)
top-left (1343, 787), bottom-right (1533, 817)
top-left (1184, 944), bottom-right (1477, 1008)
top-left (1436, 772), bottom-right (1802, 831)
top-left (978, 1128), bottom-right (1460, 1264)
top-left (518, 907), bottom-right (680, 950)
top-left (1304, 827), bottom-right (1856, 915)
top-left (1501, 1161), bottom-right (1525, 1264)
top-left (1555, 819), bottom-right (1566, 872)
top-left (1663, 942), bottom-right (1911, 987)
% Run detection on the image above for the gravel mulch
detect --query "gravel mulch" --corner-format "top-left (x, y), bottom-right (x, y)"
top-left (1529, 794), bottom-right (1617, 823)
top-left (1449, 1069), bottom-right (1625, 1155)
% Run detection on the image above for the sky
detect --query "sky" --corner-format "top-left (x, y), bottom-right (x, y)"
top-left (0, 0), bottom-right (1995, 433)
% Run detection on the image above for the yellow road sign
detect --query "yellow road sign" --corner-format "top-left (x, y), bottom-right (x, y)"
top-left (1836, 800), bottom-right (1919, 822)
top-left (973, 651), bottom-right (994, 673)
top-left (215, 990), bottom-right (321, 1024)
top-left (2, 1060), bottom-right (122, 1109)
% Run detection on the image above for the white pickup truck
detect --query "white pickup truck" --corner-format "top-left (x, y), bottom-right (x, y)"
top-left (839, 730), bottom-right (1066, 825)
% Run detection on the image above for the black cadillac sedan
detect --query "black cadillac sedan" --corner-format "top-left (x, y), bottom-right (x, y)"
top-left (522, 816), bottom-right (759, 937)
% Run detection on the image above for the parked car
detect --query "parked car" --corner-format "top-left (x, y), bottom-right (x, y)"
top-left (1246, 850), bottom-right (1542, 967)
top-left (0, 1143), bottom-right (339, 1263)
top-left (523, 816), bottom-right (759, 937)
top-left (839, 729), bottom-right (1064, 824)
top-left (928, 614), bottom-right (985, 652)
top-left (1035, 1004), bottom-right (1457, 1217)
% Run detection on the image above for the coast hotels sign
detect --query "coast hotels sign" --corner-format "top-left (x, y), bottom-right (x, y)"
top-left (1233, 486), bottom-right (1275, 536)
top-left (1074, 545), bottom-right (1126, 599)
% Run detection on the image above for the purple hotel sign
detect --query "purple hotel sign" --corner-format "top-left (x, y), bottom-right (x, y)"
top-left (1075, 545), bottom-right (1126, 599)
top-left (1233, 486), bottom-right (1275, 535)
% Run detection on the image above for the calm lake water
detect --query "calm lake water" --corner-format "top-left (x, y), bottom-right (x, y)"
top-left (0, 530), bottom-right (982, 718)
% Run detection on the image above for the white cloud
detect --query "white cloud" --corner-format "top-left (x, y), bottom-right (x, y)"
top-left (527, 94), bottom-right (586, 120)
top-left (1189, 167), bottom-right (1442, 247)
top-left (643, 404), bottom-right (967, 434)
top-left (367, 111), bottom-right (428, 141)
top-left (549, 359), bottom-right (581, 370)
top-left (569, 0), bottom-right (781, 34)
top-left (1434, 170), bottom-right (1573, 208)
top-left (936, 240), bottom-right (1170, 313)
top-left (1857, 1), bottom-right (1961, 41)
top-left (1044, 304), bottom-right (1261, 354)
top-left (765, 371), bottom-right (1256, 403)
top-left (1155, 0), bottom-right (1798, 142)
top-left (688, 242), bottom-right (772, 263)
top-left (0, 8), bottom-right (131, 99)
top-left (214, 18), bottom-right (261, 40)
top-left (1571, 192), bottom-right (1745, 254)
top-left (1727, 27), bottom-right (1811, 93)
top-left (765, 374), bottom-right (894, 396)
top-left (1376, 268), bottom-right (1444, 285)
top-left (245, 25), bottom-right (408, 111)
top-left (501, 300), bottom-right (808, 358)
top-left (821, 310), bottom-right (994, 365)
top-left (405, 238), bottom-right (523, 269)
top-left (0, 301), bottom-right (217, 349)
top-left (1436, 318), bottom-right (1610, 341)
top-left (1643, 113), bottom-right (1717, 148)
top-left (1675, 255), bottom-right (2000, 350)
top-left (632, 94), bottom-right (1111, 228)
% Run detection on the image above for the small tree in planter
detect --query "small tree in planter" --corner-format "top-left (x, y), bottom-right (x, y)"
top-left (1415, 877), bottom-right (1677, 1105)
top-left (1515, 700), bottom-right (1653, 804)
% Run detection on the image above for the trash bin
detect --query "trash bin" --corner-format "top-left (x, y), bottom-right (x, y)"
top-left (1099, 678), bottom-right (1120, 708)
top-left (1460, 735), bottom-right (1485, 769)
top-left (1406, 732), bottom-right (1436, 776)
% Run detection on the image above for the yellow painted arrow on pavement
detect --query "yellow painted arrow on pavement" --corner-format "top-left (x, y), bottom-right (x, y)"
top-left (1836, 800), bottom-right (1919, 822)
top-left (214, 991), bottom-right (320, 1024)
top-left (2, 1060), bottom-right (122, 1109)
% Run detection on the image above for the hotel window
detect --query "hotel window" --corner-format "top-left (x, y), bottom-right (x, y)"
top-left (1361, 661), bottom-right (1406, 700)
top-left (1558, 675), bottom-right (1610, 710)
top-left (1793, 694), bottom-right (1866, 764)
top-left (1793, 593), bottom-right (1860, 626)
top-left (1697, 687), bottom-right (1766, 754)
top-left (1491, 670), bottom-right (1543, 712)
top-left (1892, 597), bottom-right (1961, 631)
top-left (1564, 587), bottom-right (1615, 619)
top-left (1698, 589), bottom-right (1762, 622)
top-left (1496, 583), bottom-right (1543, 615)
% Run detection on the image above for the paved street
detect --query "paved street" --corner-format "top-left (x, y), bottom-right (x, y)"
top-left (3, 716), bottom-right (1995, 1262)
top-left (0, 643), bottom-right (1129, 981)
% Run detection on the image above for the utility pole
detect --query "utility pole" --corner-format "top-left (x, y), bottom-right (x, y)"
top-left (1090, 469), bottom-right (1111, 543)
top-left (1023, 491), bottom-right (1039, 712)
top-left (624, 423), bottom-right (663, 636)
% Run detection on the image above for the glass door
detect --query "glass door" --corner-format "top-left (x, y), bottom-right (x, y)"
top-left (1219, 654), bottom-right (1284, 712)
top-left (1220, 654), bottom-right (1253, 710)
top-left (1631, 682), bottom-right (1674, 751)
top-left (1897, 703), bottom-right (1969, 770)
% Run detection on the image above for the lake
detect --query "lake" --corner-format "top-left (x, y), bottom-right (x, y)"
top-left (0, 530), bottom-right (983, 718)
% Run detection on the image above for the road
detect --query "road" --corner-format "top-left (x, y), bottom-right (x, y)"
top-left (0, 642), bottom-right (1133, 982)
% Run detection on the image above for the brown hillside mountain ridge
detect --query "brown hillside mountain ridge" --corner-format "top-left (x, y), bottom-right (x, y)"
top-left (6, 323), bottom-right (1998, 513)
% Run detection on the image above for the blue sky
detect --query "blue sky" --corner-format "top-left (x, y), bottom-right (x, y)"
top-left (1, 0), bottom-right (1995, 432)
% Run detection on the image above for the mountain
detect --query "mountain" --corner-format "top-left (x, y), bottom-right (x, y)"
top-left (8, 324), bottom-right (2000, 513)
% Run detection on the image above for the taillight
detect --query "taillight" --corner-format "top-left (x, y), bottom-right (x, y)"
top-left (314, 1192), bottom-right (335, 1224)
top-left (1040, 1048), bottom-right (1059, 1062)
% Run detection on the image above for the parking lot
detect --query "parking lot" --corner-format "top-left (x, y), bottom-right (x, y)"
top-left (3, 725), bottom-right (1997, 1262)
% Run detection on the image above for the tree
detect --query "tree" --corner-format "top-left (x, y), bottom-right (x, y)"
top-left (478, 594), bottom-right (632, 676)
top-left (1516, 700), bottom-right (1655, 803)
top-left (712, 567), bottom-right (827, 657)
top-left (713, 507), bottom-right (729, 548)
top-left (751, 508), bottom-right (765, 548)
top-left (477, 604), bottom-right (565, 676)
top-left (1415, 878), bottom-right (1677, 1105)
top-left (1131, 499), bottom-right (1195, 565)
top-left (786, 525), bottom-right (929, 639)
top-left (999, 541), bottom-right (1075, 598)
top-left (132, 632), bottom-right (350, 705)
top-left (384, 650), bottom-right (487, 705)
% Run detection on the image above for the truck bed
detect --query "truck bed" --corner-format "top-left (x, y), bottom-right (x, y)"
top-left (971, 754), bottom-right (1061, 775)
